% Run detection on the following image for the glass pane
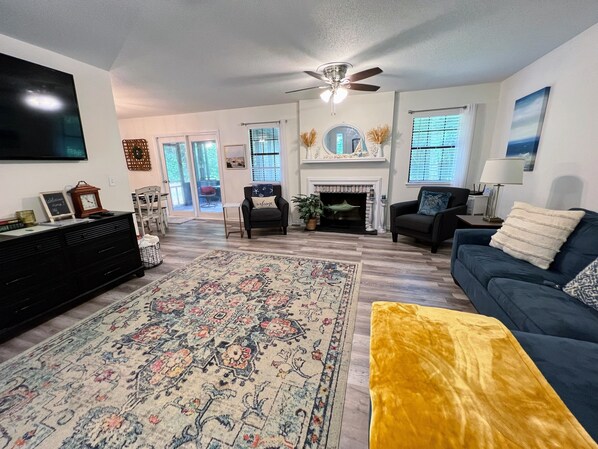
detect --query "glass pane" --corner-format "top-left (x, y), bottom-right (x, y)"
top-left (162, 141), bottom-right (193, 213)
top-left (192, 139), bottom-right (222, 213)
top-left (249, 127), bottom-right (281, 182)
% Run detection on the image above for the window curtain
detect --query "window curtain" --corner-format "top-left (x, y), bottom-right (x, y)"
top-left (452, 103), bottom-right (477, 188)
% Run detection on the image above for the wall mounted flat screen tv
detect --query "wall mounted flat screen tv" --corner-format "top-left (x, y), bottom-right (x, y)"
top-left (0, 52), bottom-right (88, 160)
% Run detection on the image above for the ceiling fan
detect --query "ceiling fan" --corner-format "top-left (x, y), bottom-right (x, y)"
top-left (286, 62), bottom-right (383, 109)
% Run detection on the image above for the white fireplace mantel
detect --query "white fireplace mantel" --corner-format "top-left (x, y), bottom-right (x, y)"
top-left (306, 177), bottom-right (384, 233)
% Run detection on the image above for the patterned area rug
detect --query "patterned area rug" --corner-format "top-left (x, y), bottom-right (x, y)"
top-left (0, 250), bottom-right (361, 449)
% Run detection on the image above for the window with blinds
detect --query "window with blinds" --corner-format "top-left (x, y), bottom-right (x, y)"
top-left (249, 127), bottom-right (281, 182)
top-left (408, 114), bottom-right (462, 183)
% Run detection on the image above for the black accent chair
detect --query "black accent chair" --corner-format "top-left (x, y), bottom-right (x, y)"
top-left (390, 186), bottom-right (470, 253)
top-left (241, 185), bottom-right (289, 239)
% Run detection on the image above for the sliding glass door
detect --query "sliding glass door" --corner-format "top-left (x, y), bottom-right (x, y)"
top-left (157, 133), bottom-right (222, 218)
top-left (190, 135), bottom-right (222, 213)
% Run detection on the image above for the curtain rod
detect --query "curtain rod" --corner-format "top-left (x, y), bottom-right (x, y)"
top-left (240, 120), bottom-right (281, 126)
top-left (408, 106), bottom-right (467, 114)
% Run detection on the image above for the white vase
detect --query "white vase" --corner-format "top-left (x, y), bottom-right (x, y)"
top-left (370, 143), bottom-right (381, 158)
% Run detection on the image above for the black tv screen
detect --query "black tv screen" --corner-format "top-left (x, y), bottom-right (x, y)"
top-left (0, 53), bottom-right (88, 160)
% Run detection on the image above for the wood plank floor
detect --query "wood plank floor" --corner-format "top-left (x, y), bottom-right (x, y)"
top-left (0, 220), bottom-right (474, 449)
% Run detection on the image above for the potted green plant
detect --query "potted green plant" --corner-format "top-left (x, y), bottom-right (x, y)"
top-left (291, 194), bottom-right (324, 231)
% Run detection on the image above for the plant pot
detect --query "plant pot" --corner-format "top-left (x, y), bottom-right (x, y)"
top-left (305, 217), bottom-right (317, 231)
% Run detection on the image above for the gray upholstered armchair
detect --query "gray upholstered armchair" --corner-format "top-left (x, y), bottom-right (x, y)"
top-left (241, 185), bottom-right (289, 239)
top-left (390, 186), bottom-right (470, 253)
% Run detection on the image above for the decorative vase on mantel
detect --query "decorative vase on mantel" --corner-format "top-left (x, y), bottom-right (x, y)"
top-left (370, 143), bottom-right (381, 158)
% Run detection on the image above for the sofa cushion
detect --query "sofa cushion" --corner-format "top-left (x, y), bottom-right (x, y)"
top-left (458, 244), bottom-right (568, 288)
top-left (395, 213), bottom-right (435, 233)
top-left (564, 257), bottom-right (598, 311)
top-left (250, 207), bottom-right (281, 222)
top-left (488, 278), bottom-right (598, 342)
top-left (552, 209), bottom-right (598, 280)
top-left (513, 331), bottom-right (598, 442)
top-left (489, 202), bottom-right (585, 269)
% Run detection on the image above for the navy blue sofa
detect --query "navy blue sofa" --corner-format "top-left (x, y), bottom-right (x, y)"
top-left (451, 209), bottom-right (598, 441)
top-left (451, 209), bottom-right (598, 341)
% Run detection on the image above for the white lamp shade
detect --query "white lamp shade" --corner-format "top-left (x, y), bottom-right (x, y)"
top-left (333, 87), bottom-right (348, 104)
top-left (320, 89), bottom-right (332, 103)
top-left (480, 158), bottom-right (525, 184)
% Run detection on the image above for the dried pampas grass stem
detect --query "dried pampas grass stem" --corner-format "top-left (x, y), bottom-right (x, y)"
top-left (366, 124), bottom-right (390, 144)
top-left (300, 129), bottom-right (317, 148)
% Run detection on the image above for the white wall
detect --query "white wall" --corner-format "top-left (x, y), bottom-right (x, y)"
top-left (118, 103), bottom-right (299, 209)
top-left (298, 91), bottom-right (394, 208)
top-left (390, 83), bottom-right (501, 204)
top-left (490, 23), bottom-right (598, 217)
top-left (0, 34), bottom-right (132, 220)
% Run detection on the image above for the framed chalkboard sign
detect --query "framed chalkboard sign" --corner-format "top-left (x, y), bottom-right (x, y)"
top-left (39, 191), bottom-right (75, 222)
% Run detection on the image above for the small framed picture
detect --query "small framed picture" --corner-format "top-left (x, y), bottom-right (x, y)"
top-left (224, 145), bottom-right (247, 169)
top-left (39, 190), bottom-right (75, 222)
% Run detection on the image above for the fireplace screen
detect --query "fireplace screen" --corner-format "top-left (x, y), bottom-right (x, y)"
top-left (319, 192), bottom-right (367, 233)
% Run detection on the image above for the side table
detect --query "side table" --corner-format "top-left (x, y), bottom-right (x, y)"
top-left (223, 202), bottom-right (243, 238)
top-left (457, 215), bottom-right (503, 229)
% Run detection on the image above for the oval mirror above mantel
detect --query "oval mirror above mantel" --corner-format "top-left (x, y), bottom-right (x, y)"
top-left (322, 123), bottom-right (366, 156)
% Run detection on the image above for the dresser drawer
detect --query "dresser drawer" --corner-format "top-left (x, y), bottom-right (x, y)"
top-left (75, 252), bottom-right (141, 290)
top-left (0, 281), bottom-right (76, 329)
top-left (0, 252), bottom-right (68, 301)
top-left (0, 234), bottom-right (62, 264)
top-left (65, 217), bottom-right (131, 246)
top-left (68, 231), bottom-right (135, 266)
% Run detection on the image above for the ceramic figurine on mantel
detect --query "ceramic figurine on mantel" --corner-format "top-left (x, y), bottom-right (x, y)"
top-left (366, 124), bottom-right (390, 158)
top-left (300, 128), bottom-right (317, 159)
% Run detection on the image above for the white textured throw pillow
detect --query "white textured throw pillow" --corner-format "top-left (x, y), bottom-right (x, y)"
top-left (489, 202), bottom-right (585, 269)
top-left (563, 258), bottom-right (598, 310)
top-left (252, 196), bottom-right (277, 209)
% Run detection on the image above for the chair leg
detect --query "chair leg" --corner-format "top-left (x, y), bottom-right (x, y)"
top-left (392, 232), bottom-right (398, 243)
top-left (431, 244), bottom-right (438, 253)
top-left (247, 230), bottom-right (252, 239)
top-left (283, 226), bottom-right (287, 235)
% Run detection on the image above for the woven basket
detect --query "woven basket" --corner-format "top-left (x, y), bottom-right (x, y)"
top-left (139, 241), bottom-right (163, 268)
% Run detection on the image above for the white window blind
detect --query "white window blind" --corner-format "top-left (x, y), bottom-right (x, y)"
top-left (408, 114), bottom-right (462, 183)
top-left (249, 127), bottom-right (281, 182)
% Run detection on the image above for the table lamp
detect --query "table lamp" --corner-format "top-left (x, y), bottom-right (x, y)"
top-left (479, 158), bottom-right (524, 222)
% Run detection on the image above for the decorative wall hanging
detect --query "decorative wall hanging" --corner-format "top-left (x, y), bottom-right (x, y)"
top-left (505, 87), bottom-right (551, 171)
top-left (122, 138), bottom-right (152, 171)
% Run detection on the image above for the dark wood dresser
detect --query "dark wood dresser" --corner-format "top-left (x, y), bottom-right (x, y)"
top-left (0, 212), bottom-right (143, 340)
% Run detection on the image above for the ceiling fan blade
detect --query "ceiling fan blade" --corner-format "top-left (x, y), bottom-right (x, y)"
top-left (285, 85), bottom-right (326, 94)
top-left (347, 83), bottom-right (380, 92)
top-left (304, 70), bottom-right (329, 82)
top-left (345, 67), bottom-right (383, 82)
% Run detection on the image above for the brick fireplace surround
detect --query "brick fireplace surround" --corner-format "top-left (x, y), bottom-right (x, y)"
top-left (306, 177), bottom-right (384, 233)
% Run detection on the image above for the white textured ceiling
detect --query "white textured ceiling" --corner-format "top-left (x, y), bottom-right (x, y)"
top-left (1, 1), bottom-right (597, 119)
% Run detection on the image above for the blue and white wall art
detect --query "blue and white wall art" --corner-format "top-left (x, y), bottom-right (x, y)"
top-left (506, 86), bottom-right (551, 171)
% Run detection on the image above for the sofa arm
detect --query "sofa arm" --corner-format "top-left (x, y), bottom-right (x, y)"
top-left (390, 200), bottom-right (419, 223)
top-left (241, 198), bottom-right (252, 229)
top-left (450, 228), bottom-right (498, 269)
top-left (277, 197), bottom-right (289, 227)
top-left (432, 204), bottom-right (468, 242)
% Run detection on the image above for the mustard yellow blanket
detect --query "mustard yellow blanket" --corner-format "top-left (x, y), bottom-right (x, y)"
top-left (369, 302), bottom-right (598, 449)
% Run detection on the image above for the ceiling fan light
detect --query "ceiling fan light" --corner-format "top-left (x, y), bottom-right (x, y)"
top-left (320, 89), bottom-right (332, 103)
top-left (333, 87), bottom-right (348, 104)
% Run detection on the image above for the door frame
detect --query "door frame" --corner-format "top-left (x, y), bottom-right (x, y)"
top-left (155, 130), bottom-right (224, 219)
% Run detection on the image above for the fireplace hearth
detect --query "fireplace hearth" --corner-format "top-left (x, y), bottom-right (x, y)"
top-left (319, 192), bottom-right (367, 234)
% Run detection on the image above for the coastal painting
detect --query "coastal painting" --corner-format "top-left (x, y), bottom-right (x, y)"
top-left (506, 87), bottom-right (551, 171)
